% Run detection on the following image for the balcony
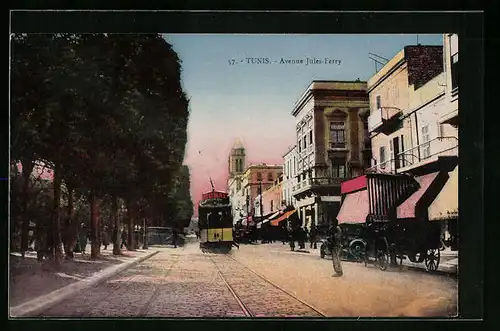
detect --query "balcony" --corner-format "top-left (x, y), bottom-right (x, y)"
top-left (396, 136), bottom-right (458, 172)
top-left (368, 107), bottom-right (403, 135)
top-left (292, 177), bottom-right (343, 196)
top-left (439, 108), bottom-right (458, 126)
top-left (329, 142), bottom-right (347, 149)
top-left (365, 136), bottom-right (458, 174)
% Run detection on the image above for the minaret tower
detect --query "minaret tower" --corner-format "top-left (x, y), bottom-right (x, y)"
top-left (228, 138), bottom-right (246, 179)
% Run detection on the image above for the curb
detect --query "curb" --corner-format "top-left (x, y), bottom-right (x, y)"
top-left (9, 250), bottom-right (159, 318)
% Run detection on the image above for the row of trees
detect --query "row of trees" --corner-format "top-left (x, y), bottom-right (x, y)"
top-left (11, 33), bottom-right (193, 262)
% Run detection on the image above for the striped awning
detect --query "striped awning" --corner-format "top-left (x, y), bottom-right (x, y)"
top-left (261, 211), bottom-right (281, 225)
top-left (397, 171), bottom-right (446, 219)
top-left (337, 189), bottom-right (369, 224)
top-left (270, 210), bottom-right (297, 226)
top-left (428, 166), bottom-right (458, 221)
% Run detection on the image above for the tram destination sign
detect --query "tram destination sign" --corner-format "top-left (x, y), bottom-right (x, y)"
top-left (202, 190), bottom-right (229, 200)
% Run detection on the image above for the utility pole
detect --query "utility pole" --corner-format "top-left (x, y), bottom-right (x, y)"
top-left (258, 179), bottom-right (263, 221)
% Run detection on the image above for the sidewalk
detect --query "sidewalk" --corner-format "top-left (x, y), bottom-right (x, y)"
top-left (9, 244), bottom-right (158, 317)
top-left (261, 242), bottom-right (458, 275)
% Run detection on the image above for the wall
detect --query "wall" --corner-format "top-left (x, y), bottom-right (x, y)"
top-left (262, 182), bottom-right (283, 216)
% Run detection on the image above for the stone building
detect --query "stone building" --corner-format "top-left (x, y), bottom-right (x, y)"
top-left (291, 80), bottom-right (371, 230)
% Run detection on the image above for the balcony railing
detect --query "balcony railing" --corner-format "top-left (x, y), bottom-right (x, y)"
top-left (329, 142), bottom-right (346, 149)
top-left (368, 107), bottom-right (403, 134)
top-left (365, 136), bottom-right (458, 174)
top-left (292, 177), bottom-right (343, 193)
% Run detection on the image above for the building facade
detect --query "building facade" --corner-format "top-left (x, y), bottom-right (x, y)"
top-left (366, 45), bottom-right (450, 174)
top-left (259, 174), bottom-right (284, 218)
top-left (291, 81), bottom-right (371, 230)
top-left (282, 144), bottom-right (298, 207)
top-left (366, 43), bottom-right (459, 250)
top-left (243, 164), bottom-right (283, 220)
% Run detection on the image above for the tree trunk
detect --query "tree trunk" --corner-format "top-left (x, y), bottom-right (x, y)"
top-left (52, 161), bottom-right (64, 263)
top-left (20, 159), bottom-right (34, 257)
top-left (90, 192), bottom-right (100, 258)
top-left (64, 185), bottom-right (77, 259)
top-left (127, 201), bottom-right (135, 251)
top-left (112, 195), bottom-right (121, 255)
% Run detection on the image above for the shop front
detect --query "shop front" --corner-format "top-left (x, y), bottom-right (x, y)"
top-left (427, 165), bottom-right (458, 250)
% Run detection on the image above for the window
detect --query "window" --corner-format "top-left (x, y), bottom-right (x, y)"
top-left (298, 139), bottom-right (302, 152)
top-left (400, 135), bottom-right (405, 167)
top-left (449, 34), bottom-right (458, 92)
top-left (379, 146), bottom-right (386, 168)
top-left (330, 122), bottom-right (345, 148)
top-left (331, 158), bottom-right (346, 178)
top-left (267, 172), bottom-right (273, 181)
top-left (376, 95), bottom-right (381, 109)
top-left (303, 136), bottom-right (307, 149)
top-left (270, 200), bottom-right (274, 211)
top-left (421, 125), bottom-right (431, 158)
top-left (363, 118), bottom-right (370, 148)
top-left (451, 53), bottom-right (458, 91)
top-left (309, 130), bottom-right (313, 145)
top-left (256, 172), bottom-right (262, 181)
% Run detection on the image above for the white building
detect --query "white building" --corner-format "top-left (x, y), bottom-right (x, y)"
top-left (227, 139), bottom-right (247, 224)
top-left (282, 144), bottom-right (298, 207)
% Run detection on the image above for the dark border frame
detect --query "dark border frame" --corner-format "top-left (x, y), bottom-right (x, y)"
top-left (7, 9), bottom-right (484, 330)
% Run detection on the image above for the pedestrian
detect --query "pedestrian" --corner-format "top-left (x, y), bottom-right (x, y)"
top-left (329, 224), bottom-right (343, 276)
top-left (121, 228), bottom-right (128, 249)
top-left (172, 227), bottom-right (178, 248)
top-left (310, 225), bottom-right (318, 249)
top-left (102, 226), bottom-right (110, 250)
top-left (79, 223), bottom-right (88, 255)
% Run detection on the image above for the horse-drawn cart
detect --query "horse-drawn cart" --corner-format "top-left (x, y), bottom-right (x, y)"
top-left (336, 171), bottom-right (448, 272)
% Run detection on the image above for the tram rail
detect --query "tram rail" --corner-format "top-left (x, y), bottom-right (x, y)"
top-left (206, 253), bottom-right (326, 318)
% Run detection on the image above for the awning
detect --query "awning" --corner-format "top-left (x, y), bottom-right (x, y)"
top-left (397, 171), bottom-right (446, 219)
top-left (270, 210), bottom-right (297, 226)
top-left (337, 189), bottom-right (369, 224)
top-left (428, 166), bottom-right (458, 221)
top-left (261, 211), bottom-right (281, 225)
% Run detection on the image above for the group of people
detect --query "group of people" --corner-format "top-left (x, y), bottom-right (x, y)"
top-left (283, 224), bottom-right (319, 250)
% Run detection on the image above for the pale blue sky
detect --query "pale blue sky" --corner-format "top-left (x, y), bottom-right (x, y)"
top-left (161, 34), bottom-right (443, 204)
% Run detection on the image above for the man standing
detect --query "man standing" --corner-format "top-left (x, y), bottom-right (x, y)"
top-left (172, 227), bottom-right (178, 248)
top-left (329, 223), bottom-right (343, 276)
top-left (309, 225), bottom-right (318, 249)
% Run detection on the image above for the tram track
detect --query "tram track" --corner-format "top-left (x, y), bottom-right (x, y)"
top-left (206, 252), bottom-right (326, 318)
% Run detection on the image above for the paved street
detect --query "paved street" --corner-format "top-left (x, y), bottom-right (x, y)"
top-left (38, 239), bottom-right (457, 318)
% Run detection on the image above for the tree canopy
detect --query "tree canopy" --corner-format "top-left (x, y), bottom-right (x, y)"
top-left (11, 33), bottom-right (193, 260)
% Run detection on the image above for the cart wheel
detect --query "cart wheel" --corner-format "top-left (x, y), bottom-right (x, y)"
top-left (348, 239), bottom-right (366, 262)
top-left (425, 248), bottom-right (440, 272)
top-left (376, 237), bottom-right (390, 271)
top-left (376, 249), bottom-right (389, 271)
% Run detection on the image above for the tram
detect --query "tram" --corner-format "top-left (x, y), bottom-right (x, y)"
top-left (198, 188), bottom-right (234, 252)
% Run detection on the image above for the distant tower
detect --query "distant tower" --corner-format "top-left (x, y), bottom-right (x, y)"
top-left (228, 138), bottom-right (246, 179)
